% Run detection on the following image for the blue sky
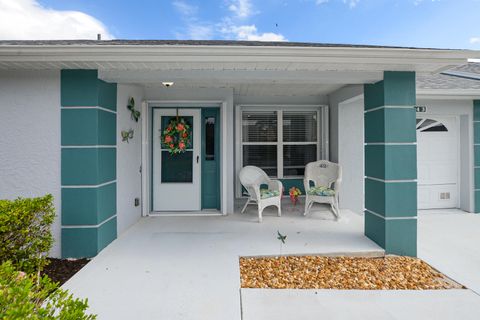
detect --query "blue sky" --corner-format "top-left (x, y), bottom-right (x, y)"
top-left (1, 0), bottom-right (480, 49)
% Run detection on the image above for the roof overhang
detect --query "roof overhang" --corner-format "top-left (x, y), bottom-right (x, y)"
top-left (0, 44), bottom-right (479, 74)
top-left (417, 89), bottom-right (480, 100)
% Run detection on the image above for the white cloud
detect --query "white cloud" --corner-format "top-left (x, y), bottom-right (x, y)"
top-left (228, 0), bottom-right (253, 18)
top-left (222, 24), bottom-right (287, 41)
top-left (172, 0), bottom-right (197, 17)
top-left (343, 0), bottom-right (360, 8)
top-left (173, 0), bottom-right (213, 39)
top-left (470, 37), bottom-right (480, 44)
top-left (314, 0), bottom-right (360, 8)
top-left (0, 0), bottom-right (113, 40)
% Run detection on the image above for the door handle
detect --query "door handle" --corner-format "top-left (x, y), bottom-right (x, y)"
top-left (197, 155), bottom-right (199, 163)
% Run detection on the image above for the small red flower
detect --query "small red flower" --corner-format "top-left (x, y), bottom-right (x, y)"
top-left (182, 132), bottom-right (188, 138)
top-left (164, 135), bottom-right (173, 143)
top-left (178, 141), bottom-right (186, 150)
top-left (169, 144), bottom-right (174, 149)
top-left (176, 123), bottom-right (185, 131)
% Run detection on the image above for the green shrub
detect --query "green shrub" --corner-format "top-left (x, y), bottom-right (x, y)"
top-left (0, 195), bottom-right (55, 274)
top-left (0, 261), bottom-right (96, 320)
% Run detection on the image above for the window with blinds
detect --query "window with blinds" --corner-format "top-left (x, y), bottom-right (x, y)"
top-left (241, 108), bottom-right (325, 178)
top-left (242, 111), bottom-right (278, 176)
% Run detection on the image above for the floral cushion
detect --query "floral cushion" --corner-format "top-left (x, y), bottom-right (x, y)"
top-left (307, 186), bottom-right (335, 196)
top-left (260, 189), bottom-right (280, 199)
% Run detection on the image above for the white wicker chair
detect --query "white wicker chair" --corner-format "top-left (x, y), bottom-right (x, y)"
top-left (239, 166), bottom-right (283, 223)
top-left (303, 160), bottom-right (342, 218)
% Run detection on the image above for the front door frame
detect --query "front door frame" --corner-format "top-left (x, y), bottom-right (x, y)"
top-left (141, 100), bottom-right (227, 216)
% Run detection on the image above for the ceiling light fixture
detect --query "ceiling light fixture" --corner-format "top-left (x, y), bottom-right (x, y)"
top-left (162, 82), bottom-right (174, 87)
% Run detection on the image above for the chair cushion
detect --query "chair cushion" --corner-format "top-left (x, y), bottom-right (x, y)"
top-left (260, 189), bottom-right (280, 199)
top-left (307, 186), bottom-right (335, 196)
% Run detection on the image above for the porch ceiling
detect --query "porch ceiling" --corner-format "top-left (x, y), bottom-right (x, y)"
top-left (99, 69), bottom-right (381, 96)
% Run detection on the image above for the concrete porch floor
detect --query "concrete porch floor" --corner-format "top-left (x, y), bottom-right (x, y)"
top-left (63, 204), bottom-right (480, 319)
top-left (63, 203), bottom-right (382, 320)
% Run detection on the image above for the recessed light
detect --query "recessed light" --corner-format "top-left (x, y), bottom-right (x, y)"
top-left (162, 82), bottom-right (174, 87)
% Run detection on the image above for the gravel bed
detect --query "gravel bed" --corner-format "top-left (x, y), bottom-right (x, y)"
top-left (240, 255), bottom-right (463, 290)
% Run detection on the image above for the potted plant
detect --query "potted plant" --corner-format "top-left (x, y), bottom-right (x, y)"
top-left (289, 187), bottom-right (302, 205)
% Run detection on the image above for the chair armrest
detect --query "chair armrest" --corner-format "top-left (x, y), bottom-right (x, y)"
top-left (304, 178), bottom-right (312, 193)
top-left (332, 178), bottom-right (342, 193)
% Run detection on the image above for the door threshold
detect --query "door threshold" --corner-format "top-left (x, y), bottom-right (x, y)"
top-left (148, 210), bottom-right (223, 217)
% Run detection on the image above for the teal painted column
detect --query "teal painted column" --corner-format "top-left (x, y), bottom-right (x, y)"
top-left (474, 100), bottom-right (480, 213)
top-left (61, 70), bottom-right (117, 258)
top-left (364, 71), bottom-right (417, 257)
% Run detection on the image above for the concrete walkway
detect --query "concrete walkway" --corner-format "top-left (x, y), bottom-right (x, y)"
top-left (63, 207), bottom-right (480, 319)
top-left (63, 205), bottom-right (381, 320)
top-left (418, 210), bottom-right (480, 294)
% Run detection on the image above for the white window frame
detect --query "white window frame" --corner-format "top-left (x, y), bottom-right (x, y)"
top-left (235, 104), bottom-right (329, 198)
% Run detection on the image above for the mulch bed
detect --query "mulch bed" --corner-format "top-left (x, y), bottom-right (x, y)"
top-left (240, 255), bottom-right (464, 290)
top-left (42, 258), bottom-right (90, 285)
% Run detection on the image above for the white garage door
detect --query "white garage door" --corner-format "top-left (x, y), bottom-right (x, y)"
top-left (417, 116), bottom-right (459, 209)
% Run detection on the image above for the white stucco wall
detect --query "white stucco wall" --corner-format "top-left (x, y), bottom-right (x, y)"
top-left (338, 96), bottom-right (365, 214)
top-left (144, 87), bottom-right (235, 213)
top-left (328, 85), bottom-right (363, 163)
top-left (117, 84), bottom-right (144, 234)
top-left (0, 70), bottom-right (61, 257)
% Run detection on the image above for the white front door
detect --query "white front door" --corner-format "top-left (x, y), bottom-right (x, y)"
top-left (152, 108), bottom-right (201, 211)
top-left (416, 116), bottom-right (459, 209)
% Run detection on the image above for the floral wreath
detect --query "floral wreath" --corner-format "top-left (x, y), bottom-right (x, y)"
top-left (161, 117), bottom-right (191, 155)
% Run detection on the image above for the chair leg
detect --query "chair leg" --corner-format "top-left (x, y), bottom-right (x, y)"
top-left (304, 199), bottom-right (313, 216)
top-left (258, 205), bottom-right (263, 223)
top-left (241, 199), bottom-right (250, 214)
top-left (277, 201), bottom-right (282, 217)
top-left (330, 198), bottom-right (340, 219)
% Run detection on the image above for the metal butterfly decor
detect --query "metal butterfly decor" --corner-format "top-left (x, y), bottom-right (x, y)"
top-left (127, 97), bottom-right (141, 122)
top-left (277, 230), bottom-right (287, 244)
top-left (121, 129), bottom-right (134, 143)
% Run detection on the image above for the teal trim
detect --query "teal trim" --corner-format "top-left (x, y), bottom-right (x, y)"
top-left (473, 100), bottom-right (480, 121)
top-left (364, 211), bottom-right (385, 248)
top-left (365, 179), bottom-right (417, 217)
top-left (98, 217), bottom-right (117, 252)
top-left (61, 70), bottom-right (100, 107)
top-left (475, 145), bottom-right (480, 167)
top-left (474, 123), bottom-right (480, 143)
top-left (364, 72), bottom-right (415, 111)
top-left (279, 178), bottom-right (304, 195)
top-left (61, 70), bottom-right (117, 109)
top-left (475, 191), bottom-right (480, 213)
top-left (98, 148), bottom-right (117, 183)
top-left (61, 227), bottom-right (98, 258)
top-left (62, 188), bottom-right (98, 225)
top-left (98, 110), bottom-right (117, 145)
top-left (364, 71), bottom-right (417, 256)
top-left (62, 183), bottom-right (116, 225)
top-left (364, 211), bottom-right (417, 257)
top-left (475, 168), bottom-right (480, 188)
top-left (365, 144), bottom-right (417, 180)
top-left (61, 69), bottom-right (118, 258)
top-left (385, 218), bottom-right (417, 257)
top-left (61, 148), bottom-right (116, 185)
top-left (383, 71), bottom-right (416, 106)
top-left (364, 108), bottom-right (416, 143)
top-left (61, 109), bottom-right (116, 146)
top-left (61, 217), bottom-right (117, 258)
top-left (364, 81), bottom-right (385, 111)
top-left (98, 80), bottom-right (117, 111)
top-left (201, 108), bottom-right (221, 210)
